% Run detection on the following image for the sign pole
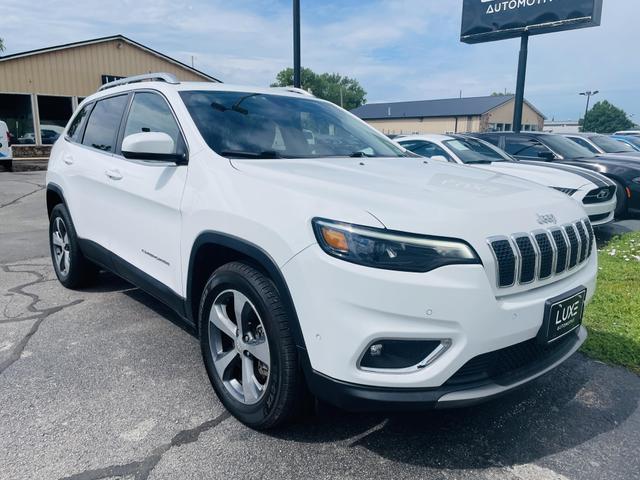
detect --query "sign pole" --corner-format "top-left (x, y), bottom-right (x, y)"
top-left (293, 0), bottom-right (301, 88)
top-left (512, 32), bottom-right (529, 133)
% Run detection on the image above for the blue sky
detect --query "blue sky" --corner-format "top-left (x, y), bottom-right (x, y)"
top-left (3, 0), bottom-right (637, 121)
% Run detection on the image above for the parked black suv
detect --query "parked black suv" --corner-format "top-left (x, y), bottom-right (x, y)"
top-left (475, 132), bottom-right (640, 217)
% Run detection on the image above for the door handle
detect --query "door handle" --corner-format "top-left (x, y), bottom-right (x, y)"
top-left (63, 155), bottom-right (74, 165)
top-left (105, 169), bottom-right (123, 180)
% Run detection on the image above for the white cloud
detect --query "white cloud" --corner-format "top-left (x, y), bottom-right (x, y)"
top-left (2, 0), bottom-right (637, 119)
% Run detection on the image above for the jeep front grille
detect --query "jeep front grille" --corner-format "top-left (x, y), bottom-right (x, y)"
top-left (488, 218), bottom-right (594, 288)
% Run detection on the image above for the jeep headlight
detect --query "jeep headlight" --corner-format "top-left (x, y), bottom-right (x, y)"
top-left (312, 218), bottom-right (480, 272)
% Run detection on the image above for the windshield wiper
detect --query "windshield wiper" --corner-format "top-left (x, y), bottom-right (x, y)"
top-left (219, 150), bottom-right (283, 159)
top-left (465, 160), bottom-right (493, 164)
top-left (349, 151), bottom-right (376, 157)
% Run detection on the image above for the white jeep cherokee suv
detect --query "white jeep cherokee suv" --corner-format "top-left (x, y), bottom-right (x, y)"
top-left (47, 73), bottom-right (596, 429)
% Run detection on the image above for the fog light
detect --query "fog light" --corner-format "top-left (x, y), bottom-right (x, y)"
top-left (369, 344), bottom-right (383, 357)
top-left (359, 339), bottom-right (448, 371)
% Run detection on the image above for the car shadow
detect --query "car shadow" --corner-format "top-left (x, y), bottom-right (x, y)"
top-left (81, 270), bottom-right (197, 336)
top-left (122, 286), bottom-right (197, 337)
top-left (95, 271), bottom-right (640, 471)
top-left (82, 270), bottom-right (133, 293)
top-left (268, 354), bottom-right (639, 470)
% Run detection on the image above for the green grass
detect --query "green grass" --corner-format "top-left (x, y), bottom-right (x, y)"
top-left (582, 231), bottom-right (640, 374)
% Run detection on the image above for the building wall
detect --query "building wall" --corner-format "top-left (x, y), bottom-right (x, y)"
top-left (544, 122), bottom-right (580, 134)
top-left (364, 98), bottom-right (544, 135)
top-left (482, 99), bottom-right (544, 131)
top-left (0, 39), bottom-right (214, 146)
top-left (0, 39), bottom-right (209, 98)
top-left (367, 116), bottom-right (481, 135)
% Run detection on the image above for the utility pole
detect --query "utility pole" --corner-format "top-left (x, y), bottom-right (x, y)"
top-left (512, 32), bottom-right (529, 133)
top-left (579, 90), bottom-right (599, 131)
top-left (293, 0), bottom-right (301, 88)
top-left (339, 87), bottom-right (344, 108)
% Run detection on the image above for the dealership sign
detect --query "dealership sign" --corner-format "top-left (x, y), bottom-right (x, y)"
top-left (461, 0), bottom-right (603, 43)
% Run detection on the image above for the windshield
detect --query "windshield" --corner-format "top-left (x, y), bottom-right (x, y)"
top-left (444, 137), bottom-right (511, 163)
top-left (538, 135), bottom-right (597, 159)
top-left (591, 135), bottom-right (636, 153)
top-left (179, 90), bottom-right (407, 159)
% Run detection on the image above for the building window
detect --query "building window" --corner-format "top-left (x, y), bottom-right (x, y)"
top-left (0, 93), bottom-right (35, 145)
top-left (101, 74), bottom-right (126, 85)
top-left (37, 96), bottom-right (73, 145)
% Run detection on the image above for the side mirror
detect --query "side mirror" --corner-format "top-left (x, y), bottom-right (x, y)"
top-left (430, 155), bottom-right (449, 163)
top-left (122, 132), bottom-right (187, 164)
top-left (537, 151), bottom-right (556, 161)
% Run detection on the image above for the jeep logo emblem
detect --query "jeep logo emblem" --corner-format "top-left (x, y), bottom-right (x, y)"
top-left (537, 213), bottom-right (557, 225)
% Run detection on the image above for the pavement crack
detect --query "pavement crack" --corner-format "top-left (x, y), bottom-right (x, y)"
top-left (0, 264), bottom-right (84, 375)
top-left (0, 185), bottom-right (45, 209)
top-left (59, 411), bottom-right (231, 480)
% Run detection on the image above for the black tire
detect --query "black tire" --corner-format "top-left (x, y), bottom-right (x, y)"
top-left (199, 261), bottom-right (307, 429)
top-left (613, 180), bottom-right (627, 219)
top-left (49, 204), bottom-right (98, 288)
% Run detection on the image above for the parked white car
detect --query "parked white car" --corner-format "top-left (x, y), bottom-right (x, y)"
top-left (398, 134), bottom-right (616, 226)
top-left (0, 120), bottom-right (13, 170)
top-left (47, 73), bottom-right (596, 429)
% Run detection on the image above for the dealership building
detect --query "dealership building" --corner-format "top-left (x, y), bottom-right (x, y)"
top-left (0, 35), bottom-right (220, 147)
top-left (351, 95), bottom-right (545, 135)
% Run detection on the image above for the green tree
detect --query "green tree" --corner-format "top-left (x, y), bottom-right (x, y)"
top-left (491, 91), bottom-right (513, 96)
top-left (271, 67), bottom-right (366, 110)
top-left (580, 100), bottom-right (635, 133)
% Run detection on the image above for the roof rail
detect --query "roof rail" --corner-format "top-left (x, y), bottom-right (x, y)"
top-left (274, 86), bottom-right (314, 97)
top-left (98, 72), bottom-right (180, 92)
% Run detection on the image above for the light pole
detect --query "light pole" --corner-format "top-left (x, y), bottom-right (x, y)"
top-left (293, 0), bottom-right (301, 88)
top-left (512, 32), bottom-right (529, 133)
top-left (579, 90), bottom-right (599, 131)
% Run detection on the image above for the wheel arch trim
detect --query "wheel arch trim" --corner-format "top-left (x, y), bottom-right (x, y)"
top-left (46, 182), bottom-right (68, 217)
top-left (186, 231), bottom-right (309, 353)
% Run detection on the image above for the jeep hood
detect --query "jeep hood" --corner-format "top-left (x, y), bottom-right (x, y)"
top-left (230, 157), bottom-right (586, 240)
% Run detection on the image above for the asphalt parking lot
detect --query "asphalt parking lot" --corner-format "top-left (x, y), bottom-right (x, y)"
top-left (1, 171), bottom-right (640, 480)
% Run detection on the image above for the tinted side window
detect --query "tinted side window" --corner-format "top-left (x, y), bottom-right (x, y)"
top-left (478, 134), bottom-right (500, 146)
top-left (123, 92), bottom-right (182, 154)
top-left (410, 142), bottom-right (452, 160)
top-left (570, 137), bottom-right (599, 153)
top-left (504, 136), bottom-right (549, 157)
top-left (82, 95), bottom-right (128, 152)
top-left (67, 104), bottom-right (92, 142)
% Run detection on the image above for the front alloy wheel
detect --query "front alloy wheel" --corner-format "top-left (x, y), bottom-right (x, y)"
top-left (199, 261), bottom-right (308, 429)
top-left (209, 289), bottom-right (271, 405)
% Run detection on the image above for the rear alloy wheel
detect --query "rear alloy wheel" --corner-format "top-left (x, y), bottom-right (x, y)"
top-left (52, 216), bottom-right (72, 278)
top-left (199, 261), bottom-right (307, 429)
top-left (49, 204), bottom-right (97, 288)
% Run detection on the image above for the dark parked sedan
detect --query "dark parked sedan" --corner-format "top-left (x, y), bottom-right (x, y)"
top-left (475, 132), bottom-right (640, 218)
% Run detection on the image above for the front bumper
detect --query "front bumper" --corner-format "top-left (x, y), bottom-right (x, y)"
top-left (305, 326), bottom-right (586, 411)
top-left (283, 244), bottom-right (597, 391)
top-left (582, 196), bottom-right (616, 225)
